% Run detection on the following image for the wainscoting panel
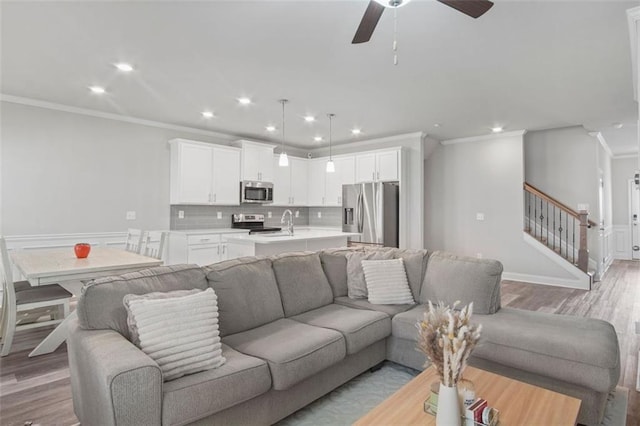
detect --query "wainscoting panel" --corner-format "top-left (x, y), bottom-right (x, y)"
top-left (613, 225), bottom-right (632, 260)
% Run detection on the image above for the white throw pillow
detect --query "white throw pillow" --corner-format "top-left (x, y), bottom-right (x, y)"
top-left (361, 258), bottom-right (415, 305)
top-left (123, 288), bottom-right (225, 381)
top-left (345, 250), bottom-right (395, 299)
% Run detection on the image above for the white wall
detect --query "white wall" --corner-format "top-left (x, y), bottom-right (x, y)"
top-left (611, 155), bottom-right (639, 259)
top-left (1, 101), bottom-right (232, 235)
top-left (423, 131), bottom-right (576, 284)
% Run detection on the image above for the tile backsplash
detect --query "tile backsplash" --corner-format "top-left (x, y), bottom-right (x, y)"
top-left (170, 205), bottom-right (342, 230)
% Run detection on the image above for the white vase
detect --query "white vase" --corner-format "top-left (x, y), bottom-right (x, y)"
top-left (436, 382), bottom-right (462, 426)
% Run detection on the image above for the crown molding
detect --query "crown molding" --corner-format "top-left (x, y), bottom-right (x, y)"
top-left (0, 94), bottom-right (237, 140)
top-left (310, 131), bottom-right (426, 156)
top-left (613, 152), bottom-right (640, 160)
top-left (440, 130), bottom-right (527, 145)
top-left (627, 7), bottom-right (640, 101)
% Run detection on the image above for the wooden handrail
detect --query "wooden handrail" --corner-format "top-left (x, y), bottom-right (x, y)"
top-left (523, 183), bottom-right (597, 227)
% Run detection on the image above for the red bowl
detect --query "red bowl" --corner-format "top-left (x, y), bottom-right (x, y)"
top-left (74, 243), bottom-right (91, 259)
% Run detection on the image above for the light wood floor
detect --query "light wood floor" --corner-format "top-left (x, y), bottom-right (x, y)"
top-left (0, 260), bottom-right (638, 426)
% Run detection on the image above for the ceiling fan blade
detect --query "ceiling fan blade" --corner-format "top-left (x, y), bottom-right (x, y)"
top-left (437, 0), bottom-right (494, 19)
top-left (352, 1), bottom-right (386, 44)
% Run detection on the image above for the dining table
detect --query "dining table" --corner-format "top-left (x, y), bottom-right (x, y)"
top-left (10, 246), bottom-right (163, 357)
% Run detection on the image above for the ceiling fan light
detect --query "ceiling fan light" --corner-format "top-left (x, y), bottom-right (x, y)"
top-left (373, 0), bottom-right (411, 8)
top-left (279, 152), bottom-right (289, 167)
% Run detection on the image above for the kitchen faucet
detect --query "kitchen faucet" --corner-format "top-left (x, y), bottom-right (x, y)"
top-left (281, 209), bottom-right (294, 236)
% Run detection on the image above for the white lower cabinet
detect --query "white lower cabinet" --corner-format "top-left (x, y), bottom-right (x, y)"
top-left (167, 231), bottom-right (248, 265)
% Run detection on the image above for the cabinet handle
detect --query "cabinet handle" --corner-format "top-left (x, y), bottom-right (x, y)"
top-left (200, 238), bottom-right (211, 242)
top-left (213, 193), bottom-right (217, 203)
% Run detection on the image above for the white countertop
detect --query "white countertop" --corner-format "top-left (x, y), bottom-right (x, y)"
top-left (225, 229), bottom-right (360, 245)
top-left (169, 228), bottom-right (249, 235)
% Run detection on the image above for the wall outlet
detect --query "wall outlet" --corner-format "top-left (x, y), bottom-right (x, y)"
top-left (126, 211), bottom-right (136, 220)
top-left (317, 211), bottom-right (322, 218)
top-left (295, 210), bottom-right (299, 218)
top-left (268, 211), bottom-right (272, 218)
top-left (476, 253), bottom-right (483, 259)
top-left (476, 213), bottom-right (485, 221)
top-left (217, 212), bottom-right (222, 219)
top-left (178, 210), bottom-right (184, 219)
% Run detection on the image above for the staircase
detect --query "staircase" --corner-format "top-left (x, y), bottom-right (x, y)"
top-left (523, 183), bottom-right (596, 288)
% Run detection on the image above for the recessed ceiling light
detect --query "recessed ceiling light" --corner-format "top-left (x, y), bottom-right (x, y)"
top-left (314, 136), bottom-right (323, 142)
top-left (89, 86), bottom-right (106, 94)
top-left (613, 122), bottom-right (623, 129)
top-left (491, 127), bottom-right (503, 133)
top-left (202, 111), bottom-right (214, 119)
top-left (114, 62), bottom-right (134, 72)
top-left (266, 125), bottom-right (277, 132)
top-left (304, 115), bottom-right (316, 123)
top-left (434, 123), bottom-right (441, 128)
top-left (238, 97), bottom-right (252, 105)
top-left (351, 128), bottom-right (362, 135)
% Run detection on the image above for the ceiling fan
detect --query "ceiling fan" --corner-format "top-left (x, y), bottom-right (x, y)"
top-left (352, 0), bottom-right (494, 44)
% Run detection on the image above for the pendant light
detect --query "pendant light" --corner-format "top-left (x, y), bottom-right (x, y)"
top-left (278, 99), bottom-right (289, 167)
top-left (326, 113), bottom-right (335, 173)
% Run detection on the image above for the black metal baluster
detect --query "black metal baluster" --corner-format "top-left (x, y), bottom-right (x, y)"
top-left (546, 201), bottom-right (549, 247)
top-left (534, 195), bottom-right (537, 238)
top-left (572, 217), bottom-right (576, 264)
top-left (539, 198), bottom-right (544, 242)
top-left (553, 205), bottom-right (556, 251)
top-left (558, 210), bottom-right (563, 257)
top-left (565, 214), bottom-right (569, 260)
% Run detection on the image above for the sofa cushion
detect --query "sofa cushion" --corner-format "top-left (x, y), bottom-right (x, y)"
top-left (334, 296), bottom-right (415, 316)
top-left (205, 257), bottom-right (284, 337)
top-left (78, 264), bottom-right (208, 339)
top-left (345, 250), bottom-right (395, 299)
top-left (272, 252), bottom-right (334, 317)
top-left (162, 344), bottom-right (271, 426)
top-left (362, 258), bottom-right (415, 305)
top-left (222, 318), bottom-right (346, 390)
top-left (123, 288), bottom-right (225, 382)
top-left (364, 247), bottom-right (430, 300)
top-left (291, 304), bottom-right (391, 354)
top-left (419, 251), bottom-right (503, 314)
top-left (471, 308), bottom-right (620, 393)
top-left (391, 305), bottom-right (426, 341)
top-left (320, 247), bottom-right (363, 297)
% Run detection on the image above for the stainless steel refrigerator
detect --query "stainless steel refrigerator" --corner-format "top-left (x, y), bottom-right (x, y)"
top-left (342, 182), bottom-right (399, 247)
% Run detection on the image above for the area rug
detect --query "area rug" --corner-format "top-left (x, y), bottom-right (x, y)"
top-left (276, 362), bottom-right (628, 426)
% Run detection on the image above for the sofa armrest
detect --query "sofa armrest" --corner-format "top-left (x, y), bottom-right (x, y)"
top-left (67, 317), bottom-right (163, 426)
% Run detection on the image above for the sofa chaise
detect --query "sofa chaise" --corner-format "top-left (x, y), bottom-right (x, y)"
top-left (67, 248), bottom-right (620, 426)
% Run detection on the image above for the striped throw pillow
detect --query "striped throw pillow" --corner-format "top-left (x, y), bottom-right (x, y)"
top-left (361, 258), bottom-right (415, 305)
top-left (123, 288), bottom-right (225, 381)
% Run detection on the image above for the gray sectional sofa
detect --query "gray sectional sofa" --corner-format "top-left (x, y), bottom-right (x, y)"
top-left (67, 248), bottom-right (620, 426)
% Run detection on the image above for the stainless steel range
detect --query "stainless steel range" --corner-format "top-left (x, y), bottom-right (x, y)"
top-left (231, 214), bottom-right (282, 234)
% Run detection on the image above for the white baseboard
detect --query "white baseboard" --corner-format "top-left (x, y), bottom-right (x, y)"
top-left (502, 272), bottom-right (590, 290)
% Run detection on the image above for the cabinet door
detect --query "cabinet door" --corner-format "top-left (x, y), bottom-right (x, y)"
top-left (307, 160), bottom-right (326, 206)
top-left (242, 144), bottom-right (275, 182)
top-left (175, 143), bottom-right (214, 203)
top-left (377, 150), bottom-right (399, 181)
top-left (272, 155), bottom-right (291, 205)
top-left (289, 157), bottom-right (308, 205)
top-left (355, 153), bottom-right (376, 183)
top-left (187, 244), bottom-right (220, 266)
top-left (325, 157), bottom-right (354, 206)
top-left (212, 147), bottom-right (240, 205)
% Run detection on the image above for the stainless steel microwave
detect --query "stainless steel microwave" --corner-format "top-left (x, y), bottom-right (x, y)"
top-left (240, 181), bottom-right (273, 204)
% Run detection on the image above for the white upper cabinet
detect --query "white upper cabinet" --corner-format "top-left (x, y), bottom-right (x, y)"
top-left (237, 140), bottom-right (275, 182)
top-left (355, 149), bottom-right (399, 183)
top-left (289, 156), bottom-right (308, 206)
top-left (212, 147), bottom-right (241, 205)
top-left (170, 139), bottom-right (241, 205)
top-left (325, 156), bottom-right (355, 206)
top-left (307, 156), bottom-right (355, 206)
top-left (307, 159), bottom-right (326, 206)
top-left (272, 155), bottom-right (308, 206)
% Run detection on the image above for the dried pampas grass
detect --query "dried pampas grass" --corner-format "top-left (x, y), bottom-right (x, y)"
top-left (416, 301), bottom-right (482, 387)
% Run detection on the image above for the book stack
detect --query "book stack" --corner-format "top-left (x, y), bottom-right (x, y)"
top-left (464, 398), bottom-right (499, 426)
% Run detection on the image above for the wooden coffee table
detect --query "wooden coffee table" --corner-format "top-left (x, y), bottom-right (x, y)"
top-left (354, 366), bottom-right (581, 425)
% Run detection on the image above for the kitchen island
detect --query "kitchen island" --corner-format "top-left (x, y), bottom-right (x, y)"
top-left (225, 229), bottom-right (360, 257)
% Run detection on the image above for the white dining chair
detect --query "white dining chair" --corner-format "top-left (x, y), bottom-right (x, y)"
top-left (0, 237), bottom-right (72, 356)
top-left (140, 231), bottom-right (167, 260)
top-left (124, 228), bottom-right (144, 254)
